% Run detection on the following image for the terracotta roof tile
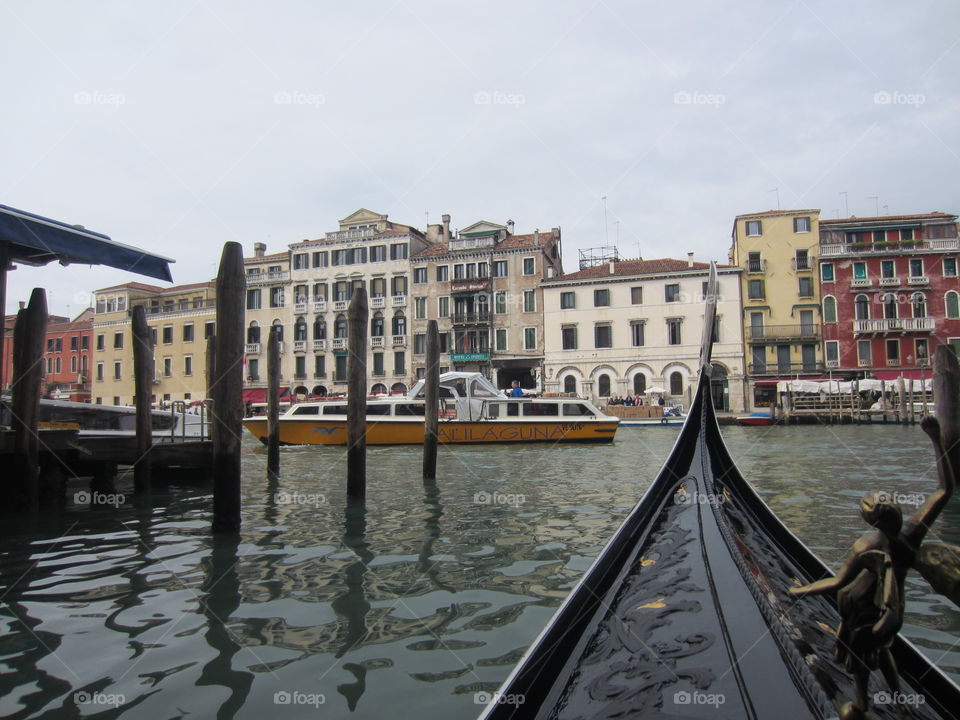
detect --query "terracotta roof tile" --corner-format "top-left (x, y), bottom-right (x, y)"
top-left (735, 209), bottom-right (820, 219)
top-left (412, 230), bottom-right (558, 259)
top-left (548, 258), bottom-right (732, 282)
top-left (821, 212), bottom-right (956, 225)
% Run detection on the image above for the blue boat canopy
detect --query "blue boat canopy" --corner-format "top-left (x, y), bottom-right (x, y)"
top-left (0, 203), bottom-right (174, 282)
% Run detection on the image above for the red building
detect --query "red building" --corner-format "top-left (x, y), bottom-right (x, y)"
top-left (819, 213), bottom-right (960, 377)
top-left (42, 309), bottom-right (94, 401)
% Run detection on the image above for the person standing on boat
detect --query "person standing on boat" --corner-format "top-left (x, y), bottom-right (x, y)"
top-left (510, 380), bottom-right (524, 398)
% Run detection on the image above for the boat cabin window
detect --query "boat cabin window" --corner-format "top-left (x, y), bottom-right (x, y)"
top-left (366, 404), bottom-right (392, 416)
top-left (322, 405), bottom-right (349, 415)
top-left (522, 402), bottom-right (559, 416)
top-left (293, 405), bottom-right (320, 415)
top-left (562, 403), bottom-right (594, 417)
top-left (439, 387), bottom-right (455, 399)
top-left (395, 403), bottom-right (426, 416)
top-left (507, 403), bottom-right (519, 417)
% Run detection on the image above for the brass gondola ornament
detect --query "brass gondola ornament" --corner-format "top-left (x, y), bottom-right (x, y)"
top-left (791, 412), bottom-right (960, 720)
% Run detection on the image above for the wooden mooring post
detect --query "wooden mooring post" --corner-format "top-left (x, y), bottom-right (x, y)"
top-left (898, 376), bottom-right (908, 424)
top-left (267, 324), bottom-right (281, 477)
top-left (11, 288), bottom-right (46, 510)
top-left (423, 320), bottom-right (440, 479)
top-left (211, 243), bottom-right (245, 533)
top-left (347, 287), bottom-right (368, 498)
top-left (132, 305), bottom-right (154, 492)
top-left (933, 345), bottom-right (960, 473)
top-left (206, 334), bottom-right (217, 444)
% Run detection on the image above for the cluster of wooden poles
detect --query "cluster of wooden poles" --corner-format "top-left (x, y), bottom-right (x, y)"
top-left (6, 242), bottom-right (442, 534)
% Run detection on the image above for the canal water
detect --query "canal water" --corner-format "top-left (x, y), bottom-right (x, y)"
top-left (2, 424), bottom-right (959, 719)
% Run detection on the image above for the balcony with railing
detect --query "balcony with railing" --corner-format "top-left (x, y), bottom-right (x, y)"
top-left (294, 340), bottom-right (307, 353)
top-left (854, 317), bottom-right (936, 333)
top-left (878, 277), bottom-right (900, 287)
top-left (392, 335), bottom-right (407, 347)
top-left (245, 343), bottom-right (261, 355)
top-left (313, 300), bottom-right (327, 313)
top-left (826, 359), bottom-right (840, 368)
top-left (746, 258), bottom-right (766, 273)
top-left (312, 339), bottom-right (326, 351)
top-left (333, 300), bottom-right (348, 311)
top-left (452, 311), bottom-right (492, 325)
top-left (370, 296), bottom-right (386, 309)
top-left (748, 362), bottom-right (823, 376)
top-left (391, 295), bottom-right (407, 307)
top-left (332, 338), bottom-right (347, 350)
top-left (908, 275), bottom-right (929, 285)
top-left (325, 227), bottom-right (379, 242)
top-left (820, 238), bottom-right (959, 256)
top-left (371, 336), bottom-right (385, 348)
top-left (745, 324), bottom-right (820, 342)
top-left (791, 256), bottom-right (814, 271)
top-left (294, 302), bottom-right (308, 314)
top-left (851, 277), bottom-right (874, 288)
top-left (245, 271), bottom-right (290, 286)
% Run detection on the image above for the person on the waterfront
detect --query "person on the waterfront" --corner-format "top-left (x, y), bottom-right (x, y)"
top-left (636, 395), bottom-right (643, 406)
top-left (510, 380), bottom-right (524, 398)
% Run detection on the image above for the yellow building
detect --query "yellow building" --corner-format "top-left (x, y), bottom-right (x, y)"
top-left (729, 210), bottom-right (822, 409)
top-left (91, 281), bottom-right (217, 406)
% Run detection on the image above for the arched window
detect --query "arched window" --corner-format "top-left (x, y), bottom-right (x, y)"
top-left (294, 385), bottom-right (309, 396)
top-left (392, 311), bottom-right (406, 336)
top-left (371, 312), bottom-right (384, 337)
top-left (312, 385), bottom-right (328, 396)
top-left (371, 383), bottom-right (388, 395)
top-left (670, 371), bottom-right (683, 395)
top-left (883, 293), bottom-right (898, 320)
top-left (947, 291), bottom-right (960, 319)
top-left (247, 321), bottom-right (260, 344)
top-left (822, 296), bottom-right (837, 323)
top-left (391, 382), bottom-right (407, 394)
top-left (912, 293), bottom-right (926, 318)
top-left (334, 314), bottom-right (347, 339)
top-left (598, 374), bottom-right (611, 397)
top-left (563, 375), bottom-right (577, 394)
top-left (271, 320), bottom-right (284, 342)
top-left (313, 318), bottom-right (326, 340)
top-left (294, 317), bottom-right (308, 341)
top-left (854, 294), bottom-right (870, 320)
top-left (633, 373), bottom-right (646, 395)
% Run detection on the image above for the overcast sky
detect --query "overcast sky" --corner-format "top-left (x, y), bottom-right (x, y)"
top-left (3, 0), bottom-right (958, 317)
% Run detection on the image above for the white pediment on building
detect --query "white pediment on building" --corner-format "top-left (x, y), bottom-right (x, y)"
top-left (339, 208), bottom-right (388, 229)
top-left (459, 220), bottom-right (506, 235)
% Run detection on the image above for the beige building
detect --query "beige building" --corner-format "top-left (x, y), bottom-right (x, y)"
top-left (541, 258), bottom-right (745, 411)
top-left (92, 281), bottom-right (217, 406)
top-left (243, 244), bottom-right (292, 399)
top-left (728, 209), bottom-right (822, 409)
top-left (280, 209), bottom-right (432, 395)
top-left (410, 218), bottom-right (563, 390)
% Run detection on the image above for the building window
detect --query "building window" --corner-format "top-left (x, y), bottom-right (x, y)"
top-left (901, 228), bottom-right (915, 242)
top-left (413, 334), bottom-right (425, 355)
top-left (438, 296), bottom-right (450, 318)
top-left (183, 324), bottom-right (194, 342)
top-left (96, 362), bottom-right (104, 381)
top-left (561, 325), bottom-right (577, 350)
top-left (912, 293), bottom-right (926, 318)
top-left (590, 323), bottom-right (611, 348)
top-left (560, 291), bottom-right (576, 309)
top-left (96, 334), bottom-right (105, 351)
top-left (373, 353), bottom-right (384, 376)
top-left (825, 340), bottom-right (839, 365)
top-left (523, 327), bottom-right (536, 350)
top-left (883, 293), bottom-right (898, 320)
top-left (630, 321), bottom-right (645, 347)
top-left (855, 294), bottom-right (870, 320)
top-left (823, 296), bottom-right (838, 323)
top-left (745, 220), bottom-right (762, 236)
top-left (594, 289), bottom-right (610, 307)
top-left (70, 356), bottom-right (77, 373)
top-left (853, 262), bottom-right (867, 280)
top-left (522, 257), bottom-right (535, 275)
top-left (910, 258), bottom-right (924, 278)
top-left (747, 251), bottom-right (763, 273)
top-left (667, 318), bottom-right (682, 345)
top-left (665, 284), bottom-right (680, 302)
top-left (798, 277), bottom-right (813, 298)
top-left (795, 249), bottom-right (810, 270)
top-left (70, 336), bottom-right (78, 351)
top-left (184, 356), bottom-right (193, 376)
top-left (857, 339), bottom-right (871, 366)
top-left (162, 326), bottom-right (173, 344)
top-left (886, 339), bottom-right (900, 364)
top-left (944, 258), bottom-right (958, 277)
top-left (916, 339), bottom-right (929, 365)
top-left (312, 251), bottom-right (327, 268)
top-left (947, 291), bottom-right (960, 319)
top-left (270, 287), bottom-right (285, 308)
top-left (495, 292), bottom-right (506, 315)
top-left (563, 376), bottom-right (577, 394)
top-left (113, 332), bottom-right (124, 349)
top-left (205, 321), bottom-right (215, 339)
top-left (414, 297), bottom-right (427, 320)
top-left (523, 290), bottom-right (536, 313)
top-left (394, 351), bottom-right (405, 375)
top-left (747, 279), bottom-right (764, 300)
top-left (495, 328), bottom-right (507, 351)
top-left (293, 253), bottom-right (309, 270)
top-left (821, 263), bottom-right (834, 282)
top-left (163, 357), bottom-right (172, 377)
top-left (390, 243), bottom-right (408, 260)
top-left (598, 374), bottom-right (611, 397)
top-left (492, 260), bottom-right (508, 278)
top-left (453, 263), bottom-right (464, 280)
top-left (633, 374), bottom-right (646, 395)
top-left (413, 267), bottom-right (427, 284)
top-left (391, 276), bottom-right (407, 296)
top-left (630, 287), bottom-right (643, 304)
top-left (669, 372), bottom-right (683, 395)
top-left (294, 317), bottom-right (308, 341)
top-left (793, 216), bottom-right (810, 233)
top-left (113, 361), bottom-right (122, 380)
top-left (881, 260), bottom-right (895, 279)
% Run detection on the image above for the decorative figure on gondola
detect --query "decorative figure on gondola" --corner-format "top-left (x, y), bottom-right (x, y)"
top-left (791, 416), bottom-right (960, 720)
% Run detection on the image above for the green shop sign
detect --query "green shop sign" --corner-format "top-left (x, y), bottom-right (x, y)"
top-left (451, 353), bottom-right (490, 363)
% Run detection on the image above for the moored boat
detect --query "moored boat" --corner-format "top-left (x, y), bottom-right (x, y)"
top-left (478, 266), bottom-right (960, 719)
top-left (242, 372), bottom-right (619, 445)
top-left (736, 410), bottom-right (776, 426)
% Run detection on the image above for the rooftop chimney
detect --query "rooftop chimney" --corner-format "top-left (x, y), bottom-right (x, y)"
top-left (442, 214), bottom-right (451, 241)
top-left (19, 301), bottom-right (25, 309)
top-left (687, 252), bottom-right (694, 268)
top-left (507, 219), bottom-right (515, 234)
top-left (547, 267), bottom-right (555, 278)
top-left (254, 242), bottom-right (266, 258)
top-left (534, 228), bottom-right (540, 243)
top-left (608, 260), bottom-right (616, 275)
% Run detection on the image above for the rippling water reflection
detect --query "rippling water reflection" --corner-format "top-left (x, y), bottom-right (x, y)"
top-left (1, 424), bottom-right (958, 718)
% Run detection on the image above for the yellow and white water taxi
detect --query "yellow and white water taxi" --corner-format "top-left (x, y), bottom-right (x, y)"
top-left (242, 372), bottom-right (619, 446)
